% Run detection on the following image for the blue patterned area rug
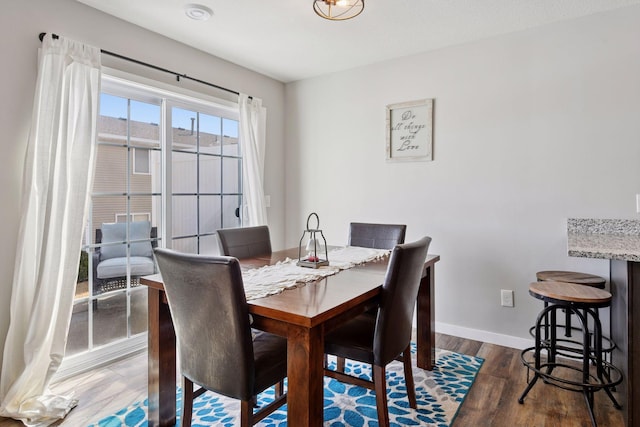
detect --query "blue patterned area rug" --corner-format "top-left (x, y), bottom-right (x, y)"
top-left (91, 346), bottom-right (483, 427)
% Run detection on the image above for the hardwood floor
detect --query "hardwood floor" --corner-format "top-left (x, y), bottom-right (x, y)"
top-left (0, 352), bottom-right (147, 427)
top-left (439, 334), bottom-right (625, 427)
top-left (0, 333), bottom-right (625, 426)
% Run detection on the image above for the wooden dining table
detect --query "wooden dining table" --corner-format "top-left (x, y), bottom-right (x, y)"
top-left (140, 247), bottom-right (440, 427)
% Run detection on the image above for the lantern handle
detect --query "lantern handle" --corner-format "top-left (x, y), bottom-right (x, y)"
top-left (306, 212), bottom-right (320, 231)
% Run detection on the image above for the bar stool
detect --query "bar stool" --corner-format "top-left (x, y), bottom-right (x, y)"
top-left (519, 281), bottom-right (622, 427)
top-left (534, 271), bottom-right (615, 361)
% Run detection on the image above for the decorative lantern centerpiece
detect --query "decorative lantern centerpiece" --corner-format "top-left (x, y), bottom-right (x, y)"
top-left (297, 212), bottom-right (329, 268)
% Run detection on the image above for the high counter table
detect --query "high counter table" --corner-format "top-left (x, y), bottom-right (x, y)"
top-left (567, 218), bottom-right (640, 427)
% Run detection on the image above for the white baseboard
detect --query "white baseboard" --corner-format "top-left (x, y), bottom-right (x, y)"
top-left (435, 321), bottom-right (533, 350)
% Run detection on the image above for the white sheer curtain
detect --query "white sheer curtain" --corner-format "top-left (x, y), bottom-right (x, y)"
top-left (238, 93), bottom-right (268, 226)
top-left (0, 35), bottom-right (101, 426)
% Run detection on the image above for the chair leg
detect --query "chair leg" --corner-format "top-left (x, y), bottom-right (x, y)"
top-left (274, 379), bottom-right (285, 398)
top-left (337, 356), bottom-right (346, 373)
top-left (402, 346), bottom-right (417, 409)
top-left (373, 365), bottom-right (390, 427)
top-left (181, 377), bottom-right (194, 427)
top-left (240, 400), bottom-right (253, 427)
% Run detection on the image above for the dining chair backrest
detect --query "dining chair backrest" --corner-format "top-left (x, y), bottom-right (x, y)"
top-left (374, 236), bottom-right (431, 366)
top-left (153, 248), bottom-right (256, 401)
top-left (217, 225), bottom-right (272, 259)
top-left (348, 222), bottom-right (407, 250)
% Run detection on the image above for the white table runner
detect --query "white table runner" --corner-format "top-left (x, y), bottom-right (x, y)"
top-left (243, 246), bottom-right (389, 301)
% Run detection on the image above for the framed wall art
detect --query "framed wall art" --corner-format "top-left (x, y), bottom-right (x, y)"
top-left (385, 98), bottom-right (434, 162)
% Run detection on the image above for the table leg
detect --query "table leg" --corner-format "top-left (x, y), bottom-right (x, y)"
top-left (147, 288), bottom-right (177, 427)
top-left (417, 264), bottom-right (436, 370)
top-left (286, 325), bottom-right (324, 427)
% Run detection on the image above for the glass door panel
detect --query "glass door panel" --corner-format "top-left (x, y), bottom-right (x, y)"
top-left (69, 94), bottom-right (161, 357)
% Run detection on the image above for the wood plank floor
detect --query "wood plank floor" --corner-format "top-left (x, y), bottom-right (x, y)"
top-left (0, 333), bottom-right (625, 426)
top-left (438, 334), bottom-right (625, 427)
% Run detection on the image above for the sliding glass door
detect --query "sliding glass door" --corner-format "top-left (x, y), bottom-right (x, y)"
top-left (62, 74), bottom-right (242, 375)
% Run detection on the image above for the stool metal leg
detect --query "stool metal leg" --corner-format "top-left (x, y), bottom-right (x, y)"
top-left (519, 305), bottom-right (554, 403)
top-left (565, 307), bottom-right (572, 337)
top-left (545, 307), bottom-right (557, 379)
top-left (519, 307), bottom-right (546, 403)
top-left (588, 307), bottom-right (622, 409)
top-left (573, 308), bottom-right (598, 427)
top-left (583, 391), bottom-right (597, 427)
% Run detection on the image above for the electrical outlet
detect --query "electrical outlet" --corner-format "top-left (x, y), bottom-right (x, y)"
top-left (501, 289), bottom-right (514, 307)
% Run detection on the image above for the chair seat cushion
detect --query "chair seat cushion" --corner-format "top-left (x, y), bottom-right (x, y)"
top-left (252, 331), bottom-right (288, 395)
top-left (97, 256), bottom-right (155, 279)
top-left (325, 313), bottom-right (376, 365)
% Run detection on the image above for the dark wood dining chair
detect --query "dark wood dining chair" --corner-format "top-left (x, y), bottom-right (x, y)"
top-left (153, 248), bottom-right (287, 427)
top-left (217, 225), bottom-right (272, 258)
top-left (324, 236), bottom-right (432, 427)
top-left (348, 222), bottom-right (407, 249)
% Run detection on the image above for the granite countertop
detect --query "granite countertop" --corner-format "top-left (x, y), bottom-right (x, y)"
top-left (567, 218), bottom-right (640, 262)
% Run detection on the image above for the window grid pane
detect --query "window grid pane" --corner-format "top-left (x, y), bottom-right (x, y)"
top-left (171, 107), bottom-right (242, 253)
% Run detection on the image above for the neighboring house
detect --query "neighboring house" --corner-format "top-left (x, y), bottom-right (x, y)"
top-left (91, 115), bottom-right (239, 236)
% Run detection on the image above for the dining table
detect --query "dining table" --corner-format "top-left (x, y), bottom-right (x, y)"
top-left (140, 247), bottom-right (440, 427)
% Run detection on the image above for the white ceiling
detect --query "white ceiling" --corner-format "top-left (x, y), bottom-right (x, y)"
top-left (76, 0), bottom-right (640, 83)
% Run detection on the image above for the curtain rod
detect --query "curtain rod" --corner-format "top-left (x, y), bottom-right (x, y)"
top-left (38, 32), bottom-right (251, 99)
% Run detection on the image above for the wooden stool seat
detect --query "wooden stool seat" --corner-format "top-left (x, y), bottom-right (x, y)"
top-left (529, 281), bottom-right (611, 306)
top-left (536, 271), bottom-right (606, 288)
top-left (533, 272), bottom-right (612, 352)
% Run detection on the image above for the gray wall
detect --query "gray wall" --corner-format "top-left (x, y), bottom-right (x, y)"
top-left (284, 6), bottom-right (640, 347)
top-left (0, 0), bottom-right (285, 375)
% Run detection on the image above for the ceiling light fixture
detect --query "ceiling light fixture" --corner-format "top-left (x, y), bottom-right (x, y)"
top-left (313, 0), bottom-right (364, 21)
top-left (184, 4), bottom-right (213, 21)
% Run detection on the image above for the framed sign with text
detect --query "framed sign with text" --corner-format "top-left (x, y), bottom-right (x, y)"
top-left (386, 99), bottom-right (433, 162)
